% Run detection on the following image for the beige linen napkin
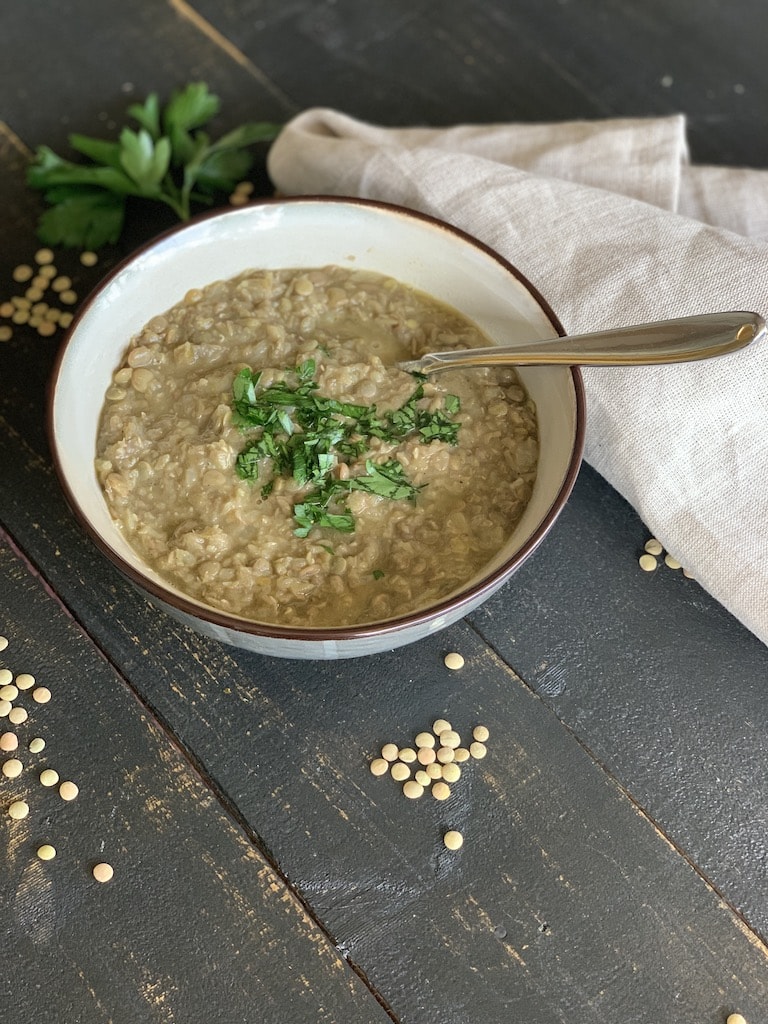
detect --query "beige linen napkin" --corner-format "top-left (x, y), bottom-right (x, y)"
top-left (267, 110), bottom-right (768, 646)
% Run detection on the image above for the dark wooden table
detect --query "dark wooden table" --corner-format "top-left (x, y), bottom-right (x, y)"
top-left (3, 3), bottom-right (768, 1022)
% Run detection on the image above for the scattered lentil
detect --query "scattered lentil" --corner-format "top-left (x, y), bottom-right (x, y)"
top-left (638, 553), bottom-right (657, 572)
top-left (8, 799), bottom-right (29, 819)
top-left (453, 747), bottom-right (470, 763)
top-left (726, 1014), bottom-right (747, 1024)
top-left (39, 264), bottom-right (57, 279)
top-left (664, 554), bottom-right (682, 570)
top-left (12, 264), bottom-right (33, 282)
top-left (28, 737), bottom-right (45, 754)
top-left (390, 762), bottom-right (410, 782)
top-left (473, 725), bottom-right (490, 743)
top-left (644, 538), bottom-right (663, 555)
top-left (0, 636), bottom-right (7, 651)
top-left (432, 781), bottom-right (451, 801)
top-left (52, 275), bottom-right (72, 293)
top-left (59, 289), bottom-right (78, 305)
top-left (2, 758), bottom-right (23, 778)
top-left (414, 731), bottom-right (435, 749)
top-left (37, 844), bottom-right (56, 861)
top-left (414, 770), bottom-right (431, 787)
top-left (370, 757), bottom-right (389, 776)
top-left (0, 326), bottom-right (11, 342)
top-left (0, 732), bottom-right (18, 752)
top-left (59, 780), bottom-right (79, 801)
top-left (35, 248), bottom-right (55, 265)
top-left (436, 746), bottom-right (455, 764)
top-left (469, 741), bottom-right (487, 759)
top-left (441, 762), bottom-right (461, 783)
top-left (381, 742), bottom-right (399, 762)
top-left (444, 652), bottom-right (465, 671)
top-left (15, 673), bottom-right (35, 690)
top-left (0, 670), bottom-right (12, 686)
top-left (417, 746), bottom-right (436, 765)
top-left (440, 730), bottom-right (461, 749)
top-left (0, 700), bottom-right (10, 717)
top-left (40, 768), bottom-right (59, 787)
top-left (92, 862), bottom-right (114, 883)
top-left (32, 687), bottom-right (51, 704)
top-left (425, 762), bottom-right (443, 780)
top-left (0, 684), bottom-right (18, 701)
top-left (80, 251), bottom-right (98, 267)
top-left (8, 707), bottom-right (27, 725)
top-left (432, 719), bottom-right (451, 736)
top-left (398, 747), bottom-right (417, 763)
top-left (403, 780), bottom-right (424, 799)
top-left (443, 830), bottom-right (464, 850)
top-left (682, 567), bottom-right (695, 579)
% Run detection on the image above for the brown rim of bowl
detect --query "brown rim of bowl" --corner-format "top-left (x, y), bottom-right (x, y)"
top-left (47, 194), bottom-right (586, 643)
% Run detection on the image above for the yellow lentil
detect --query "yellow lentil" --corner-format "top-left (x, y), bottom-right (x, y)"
top-left (682, 568), bottom-right (695, 579)
top-left (40, 768), bottom-right (59, 787)
top-left (0, 684), bottom-right (18, 701)
top-left (443, 830), bottom-right (464, 850)
top-left (80, 251), bottom-right (98, 267)
top-left (414, 770), bottom-right (431, 787)
top-left (25, 286), bottom-right (44, 302)
top-left (390, 762), bottom-right (410, 782)
top-left (11, 309), bottom-right (29, 325)
top-left (0, 326), bottom-right (11, 343)
top-left (35, 248), bottom-right (55, 265)
top-left (398, 747), bottom-right (417, 763)
top-left (15, 673), bottom-right (35, 690)
top-left (441, 762), bottom-right (461, 783)
top-left (32, 687), bottom-right (51, 705)
top-left (2, 758), bottom-right (23, 778)
top-left (444, 652), bottom-right (465, 670)
top-left (0, 636), bottom-right (7, 651)
top-left (0, 700), bottom-right (10, 717)
top-left (638, 553), bottom-right (657, 572)
top-left (12, 264), bottom-right (33, 282)
top-left (432, 719), bottom-right (451, 736)
top-left (726, 1014), bottom-right (747, 1024)
top-left (432, 781), bottom-right (451, 801)
top-left (37, 844), bottom-right (56, 861)
top-left (0, 669), bottom-right (11, 686)
top-left (370, 757), bottom-right (389, 776)
top-left (380, 742), bottom-right (399, 761)
top-left (39, 264), bottom-right (57, 279)
top-left (403, 780), bottom-right (424, 799)
top-left (644, 538), bottom-right (663, 555)
top-left (436, 746), bottom-right (455, 764)
top-left (425, 762), bottom-right (442, 780)
top-left (28, 737), bottom-right (45, 754)
top-left (59, 780), bottom-right (79, 801)
top-left (92, 862), bottom-right (114, 883)
top-left (0, 732), bottom-right (18, 752)
top-left (37, 321), bottom-right (57, 338)
top-left (59, 289), bottom-right (78, 305)
top-left (417, 746), bottom-right (436, 765)
top-left (8, 799), bottom-right (29, 819)
top-left (469, 741), bottom-right (487, 760)
top-left (8, 707), bottom-right (27, 725)
top-left (52, 276), bottom-right (72, 292)
top-left (440, 729), bottom-right (461, 749)
top-left (664, 554), bottom-right (682, 570)
top-left (0, 302), bottom-right (14, 317)
top-left (414, 731), bottom-right (435, 749)
top-left (473, 725), bottom-right (490, 743)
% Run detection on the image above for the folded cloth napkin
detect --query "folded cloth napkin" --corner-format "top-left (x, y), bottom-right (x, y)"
top-left (267, 110), bottom-right (768, 646)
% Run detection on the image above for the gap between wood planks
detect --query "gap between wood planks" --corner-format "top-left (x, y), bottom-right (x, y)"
top-left (167, 0), bottom-right (300, 114)
top-left (466, 620), bottom-right (768, 963)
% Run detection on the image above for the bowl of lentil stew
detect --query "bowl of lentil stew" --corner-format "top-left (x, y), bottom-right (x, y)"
top-left (48, 197), bottom-right (585, 659)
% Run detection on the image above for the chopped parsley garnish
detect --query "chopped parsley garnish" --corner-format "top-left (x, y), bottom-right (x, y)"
top-left (232, 360), bottom-right (461, 535)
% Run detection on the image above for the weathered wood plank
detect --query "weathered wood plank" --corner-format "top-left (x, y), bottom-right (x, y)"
top-left (0, 535), bottom-right (395, 1023)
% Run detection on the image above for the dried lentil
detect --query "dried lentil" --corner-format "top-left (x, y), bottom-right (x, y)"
top-left (469, 741), bottom-right (487, 759)
top-left (390, 762), bottom-right (410, 782)
top-left (432, 781), bottom-right (451, 801)
top-left (414, 731), bottom-right (435, 749)
top-left (453, 747), bottom-right (470, 763)
top-left (403, 780), bottom-right (424, 799)
top-left (0, 684), bottom-right (18, 701)
top-left (28, 737), bottom-right (45, 754)
top-left (92, 862), bottom-right (114, 883)
top-left (638, 553), bottom-right (657, 572)
top-left (8, 707), bottom-right (27, 725)
top-left (444, 652), bottom-right (465, 670)
top-left (441, 762), bottom-right (461, 783)
top-left (443, 830), bottom-right (464, 850)
top-left (35, 248), bottom-right (55, 265)
top-left (370, 757), bottom-right (389, 776)
top-left (40, 768), bottom-right (59, 787)
top-left (32, 687), bottom-right (51, 704)
top-left (0, 732), bottom-right (18, 752)
top-left (664, 554), bottom-right (682, 570)
top-left (59, 780), bottom-right (79, 801)
top-left (440, 730), bottom-right (461, 749)
top-left (0, 700), bottom-right (11, 717)
top-left (0, 669), bottom-right (11, 686)
top-left (436, 746), bottom-right (455, 764)
top-left (473, 725), bottom-right (490, 743)
top-left (15, 673), bottom-right (35, 690)
top-left (8, 800), bottom-right (29, 819)
top-left (398, 747), bottom-right (417, 763)
top-left (425, 762), bottom-right (442, 780)
top-left (432, 719), bottom-right (451, 736)
top-left (80, 251), bottom-right (98, 267)
top-left (37, 844), bottom-right (56, 861)
top-left (2, 758), bottom-right (23, 778)
top-left (417, 746), bottom-right (436, 765)
top-left (381, 743), bottom-right (399, 762)
top-left (0, 636), bottom-right (7, 651)
top-left (414, 770), bottom-right (431, 787)
top-left (644, 538), bottom-right (663, 555)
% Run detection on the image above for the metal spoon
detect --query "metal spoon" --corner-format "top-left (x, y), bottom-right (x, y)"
top-left (396, 310), bottom-right (765, 375)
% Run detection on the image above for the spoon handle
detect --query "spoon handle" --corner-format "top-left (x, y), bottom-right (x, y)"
top-left (398, 311), bottom-right (766, 374)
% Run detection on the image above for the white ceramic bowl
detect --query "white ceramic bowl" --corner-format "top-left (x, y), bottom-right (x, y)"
top-left (48, 197), bottom-right (585, 659)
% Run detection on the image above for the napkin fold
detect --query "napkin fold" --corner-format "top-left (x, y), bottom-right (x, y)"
top-left (267, 110), bottom-right (768, 646)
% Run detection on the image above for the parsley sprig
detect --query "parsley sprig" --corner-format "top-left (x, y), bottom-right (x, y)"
top-left (232, 359), bottom-right (461, 536)
top-left (26, 82), bottom-right (282, 249)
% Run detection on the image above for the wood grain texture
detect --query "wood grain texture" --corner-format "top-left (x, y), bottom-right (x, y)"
top-left (0, 538), bottom-right (393, 1023)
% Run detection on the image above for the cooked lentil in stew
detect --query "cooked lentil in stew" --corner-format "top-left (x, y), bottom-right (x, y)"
top-left (95, 266), bottom-right (538, 626)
